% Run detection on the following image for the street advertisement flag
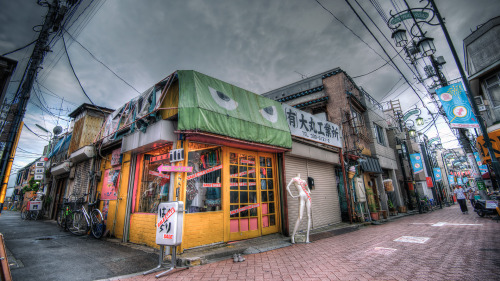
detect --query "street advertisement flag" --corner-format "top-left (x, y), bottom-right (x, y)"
top-left (448, 175), bottom-right (455, 185)
top-left (433, 168), bottom-right (442, 182)
top-left (436, 82), bottom-right (479, 128)
top-left (410, 153), bottom-right (424, 174)
top-left (466, 153), bottom-right (481, 178)
top-left (427, 137), bottom-right (440, 146)
top-left (282, 104), bottom-right (342, 148)
top-left (457, 177), bottom-right (463, 185)
top-left (474, 152), bottom-right (489, 175)
top-left (426, 177), bottom-right (433, 188)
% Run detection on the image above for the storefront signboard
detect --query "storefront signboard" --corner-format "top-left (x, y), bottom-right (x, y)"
top-left (476, 180), bottom-right (486, 191)
top-left (150, 154), bottom-right (170, 163)
top-left (282, 104), bottom-right (342, 148)
top-left (158, 165), bottom-right (193, 173)
top-left (156, 201), bottom-right (184, 246)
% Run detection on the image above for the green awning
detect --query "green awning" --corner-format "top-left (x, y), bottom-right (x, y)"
top-left (178, 70), bottom-right (292, 148)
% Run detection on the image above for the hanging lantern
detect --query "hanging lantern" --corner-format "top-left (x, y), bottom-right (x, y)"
top-left (417, 37), bottom-right (436, 57)
top-left (416, 116), bottom-right (424, 126)
top-left (409, 128), bottom-right (416, 137)
top-left (391, 29), bottom-right (407, 47)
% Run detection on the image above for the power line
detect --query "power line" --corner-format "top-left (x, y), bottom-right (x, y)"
top-left (23, 124), bottom-right (49, 141)
top-left (1, 39), bottom-right (38, 56)
top-left (352, 47), bottom-right (406, 78)
top-left (313, 0), bottom-right (397, 73)
top-left (63, 28), bottom-right (141, 94)
top-left (62, 34), bottom-right (108, 117)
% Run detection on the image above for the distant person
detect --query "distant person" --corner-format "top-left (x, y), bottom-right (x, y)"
top-left (467, 187), bottom-right (476, 208)
top-left (454, 185), bottom-right (468, 214)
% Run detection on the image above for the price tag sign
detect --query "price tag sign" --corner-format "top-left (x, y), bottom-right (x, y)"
top-left (486, 200), bottom-right (498, 209)
top-left (155, 201), bottom-right (184, 246)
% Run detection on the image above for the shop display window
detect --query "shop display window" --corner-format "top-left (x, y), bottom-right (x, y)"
top-left (185, 143), bottom-right (222, 213)
top-left (138, 145), bottom-right (172, 213)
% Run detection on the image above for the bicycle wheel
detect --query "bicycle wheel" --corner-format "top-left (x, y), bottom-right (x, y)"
top-left (90, 209), bottom-right (104, 239)
top-left (30, 210), bottom-right (40, 220)
top-left (20, 206), bottom-right (28, 220)
top-left (66, 211), bottom-right (88, 236)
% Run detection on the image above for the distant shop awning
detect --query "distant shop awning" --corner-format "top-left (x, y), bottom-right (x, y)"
top-left (360, 156), bottom-right (383, 174)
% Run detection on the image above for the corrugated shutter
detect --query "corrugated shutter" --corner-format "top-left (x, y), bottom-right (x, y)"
top-left (285, 156), bottom-right (341, 232)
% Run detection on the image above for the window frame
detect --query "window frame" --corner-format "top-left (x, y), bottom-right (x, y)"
top-left (374, 123), bottom-right (386, 146)
top-left (484, 72), bottom-right (500, 108)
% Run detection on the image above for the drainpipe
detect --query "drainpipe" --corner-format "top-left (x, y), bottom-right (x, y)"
top-left (339, 149), bottom-right (353, 223)
top-left (122, 153), bottom-right (137, 243)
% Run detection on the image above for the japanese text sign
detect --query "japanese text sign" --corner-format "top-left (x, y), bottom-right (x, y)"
top-left (156, 201), bottom-right (184, 246)
top-left (436, 83), bottom-right (479, 128)
top-left (282, 104), bottom-right (342, 148)
top-left (158, 165), bottom-right (193, 173)
top-left (101, 168), bottom-right (120, 200)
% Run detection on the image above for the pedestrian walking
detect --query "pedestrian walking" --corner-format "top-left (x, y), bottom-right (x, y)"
top-left (467, 187), bottom-right (476, 208)
top-left (454, 185), bottom-right (468, 214)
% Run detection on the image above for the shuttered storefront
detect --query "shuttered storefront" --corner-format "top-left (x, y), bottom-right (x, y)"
top-left (285, 156), bottom-right (341, 232)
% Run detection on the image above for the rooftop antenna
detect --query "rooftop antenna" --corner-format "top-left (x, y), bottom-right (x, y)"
top-left (294, 71), bottom-right (307, 79)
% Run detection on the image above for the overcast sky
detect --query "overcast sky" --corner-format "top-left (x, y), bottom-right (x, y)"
top-left (1, 0), bottom-right (499, 187)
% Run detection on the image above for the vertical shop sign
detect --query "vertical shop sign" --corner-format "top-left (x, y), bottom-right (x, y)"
top-left (426, 177), bottom-right (433, 188)
top-left (101, 168), bottom-right (120, 200)
top-left (282, 104), bottom-right (342, 148)
top-left (436, 82), bottom-right (479, 128)
top-left (410, 153), bottom-right (423, 174)
top-left (156, 201), bottom-right (184, 245)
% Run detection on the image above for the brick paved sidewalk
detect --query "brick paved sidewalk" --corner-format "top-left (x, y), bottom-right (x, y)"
top-left (119, 205), bottom-right (499, 281)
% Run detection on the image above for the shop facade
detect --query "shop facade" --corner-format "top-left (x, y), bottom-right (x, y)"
top-left (95, 70), bottom-right (292, 251)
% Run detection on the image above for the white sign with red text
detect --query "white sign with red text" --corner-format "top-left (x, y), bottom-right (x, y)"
top-left (155, 201), bottom-right (184, 246)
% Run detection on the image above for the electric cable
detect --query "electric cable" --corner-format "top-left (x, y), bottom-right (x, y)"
top-left (62, 34), bottom-right (108, 117)
top-left (352, 47), bottom-right (406, 78)
top-left (63, 28), bottom-right (141, 94)
top-left (313, 0), bottom-right (397, 73)
top-left (23, 124), bottom-right (50, 141)
top-left (1, 39), bottom-right (38, 56)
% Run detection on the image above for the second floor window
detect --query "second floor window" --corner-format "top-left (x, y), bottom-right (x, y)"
top-left (374, 124), bottom-right (385, 146)
top-left (485, 72), bottom-right (500, 107)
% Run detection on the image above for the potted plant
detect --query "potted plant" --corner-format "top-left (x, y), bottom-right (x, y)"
top-left (370, 210), bottom-right (380, 221)
top-left (388, 199), bottom-right (398, 216)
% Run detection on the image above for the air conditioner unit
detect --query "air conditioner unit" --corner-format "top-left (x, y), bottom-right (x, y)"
top-left (475, 96), bottom-right (484, 106)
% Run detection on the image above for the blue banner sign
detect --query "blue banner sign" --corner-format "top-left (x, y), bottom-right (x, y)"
top-left (410, 153), bottom-right (424, 174)
top-left (457, 177), bottom-right (463, 185)
top-left (448, 175), bottom-right (455, 185)
top-left (436, 83), bottom-right (479, 128)
top-left (474, 152), bottom-right (489, 175)
top-left (433, 168), bottom-right (442, 182)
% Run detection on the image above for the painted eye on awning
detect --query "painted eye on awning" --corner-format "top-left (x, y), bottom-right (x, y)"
top-left (209, 87), bottom-right (238, 110)
top-left (260, 105), bottom-right (278, 123)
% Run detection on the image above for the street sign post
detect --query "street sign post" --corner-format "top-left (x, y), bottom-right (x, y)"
top-left (144, 201), bottom-right (187, 278)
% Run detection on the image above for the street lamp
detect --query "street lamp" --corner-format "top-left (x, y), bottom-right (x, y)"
top-left (409, 128), bottom-right (416, 137)
top-left (416, 116), bottom-right (424, 126)
top-left (417, 37), bottom-right (436, 57)
top-left (391, 29), bottom-right (407, 47)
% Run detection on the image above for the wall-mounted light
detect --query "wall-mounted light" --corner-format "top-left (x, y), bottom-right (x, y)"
top-left (417, 37), bottom-right (436, 57)
top-left (392, 29), bottom-right (407, 47)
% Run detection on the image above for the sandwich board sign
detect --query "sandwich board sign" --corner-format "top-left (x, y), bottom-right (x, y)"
top-left (155, 201), bottom-right (184, 246)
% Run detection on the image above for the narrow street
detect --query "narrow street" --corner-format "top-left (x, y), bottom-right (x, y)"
top-left (123, 205), bottom-right (498, 281)
top-left (0, 211), bottom-right (158, 281)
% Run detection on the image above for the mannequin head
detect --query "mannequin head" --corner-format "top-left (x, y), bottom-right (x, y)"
top-left (296, 173), bottom-right (300, 178)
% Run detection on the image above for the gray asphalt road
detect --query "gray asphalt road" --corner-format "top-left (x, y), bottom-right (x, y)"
top-left (0, 211), bottom-right (158, 281)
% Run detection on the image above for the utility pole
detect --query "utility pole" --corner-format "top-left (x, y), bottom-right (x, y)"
top-left (429, 0), bottom-right (497, 199)
top-left (0, 0), bottom-right (67, 213)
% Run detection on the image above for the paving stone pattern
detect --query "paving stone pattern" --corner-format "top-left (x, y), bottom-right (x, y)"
top-left (123, 205), bottom-right (499, 281)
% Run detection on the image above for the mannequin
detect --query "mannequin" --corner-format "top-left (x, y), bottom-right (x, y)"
top-left (286, 173), bottom-right (312, 243)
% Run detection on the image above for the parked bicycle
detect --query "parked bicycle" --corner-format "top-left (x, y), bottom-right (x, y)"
top-left (66, 195), bottom-right (104, 239)
top-left (20, 198), bottom-right (44, 220)
top-left (56, 198), bottom-right (75, 230)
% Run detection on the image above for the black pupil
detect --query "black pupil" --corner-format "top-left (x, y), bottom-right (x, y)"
top-left (263, 106), bottom-right (273, 115)
top-left (216, 91), bottom-right (230, 102)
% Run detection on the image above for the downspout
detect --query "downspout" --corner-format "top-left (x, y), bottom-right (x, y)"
top-left (278, 152), bottom-right (289, 236)
top-left (122, 153), bottom-right (136, 243)
top-left (340, 149), bottom-right (353, 223)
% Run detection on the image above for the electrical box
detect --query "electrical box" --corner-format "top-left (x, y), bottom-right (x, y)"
top-left (155, 201), bottom-right (184, 246)
top-left (307, 177), bottom-right (315, 190)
